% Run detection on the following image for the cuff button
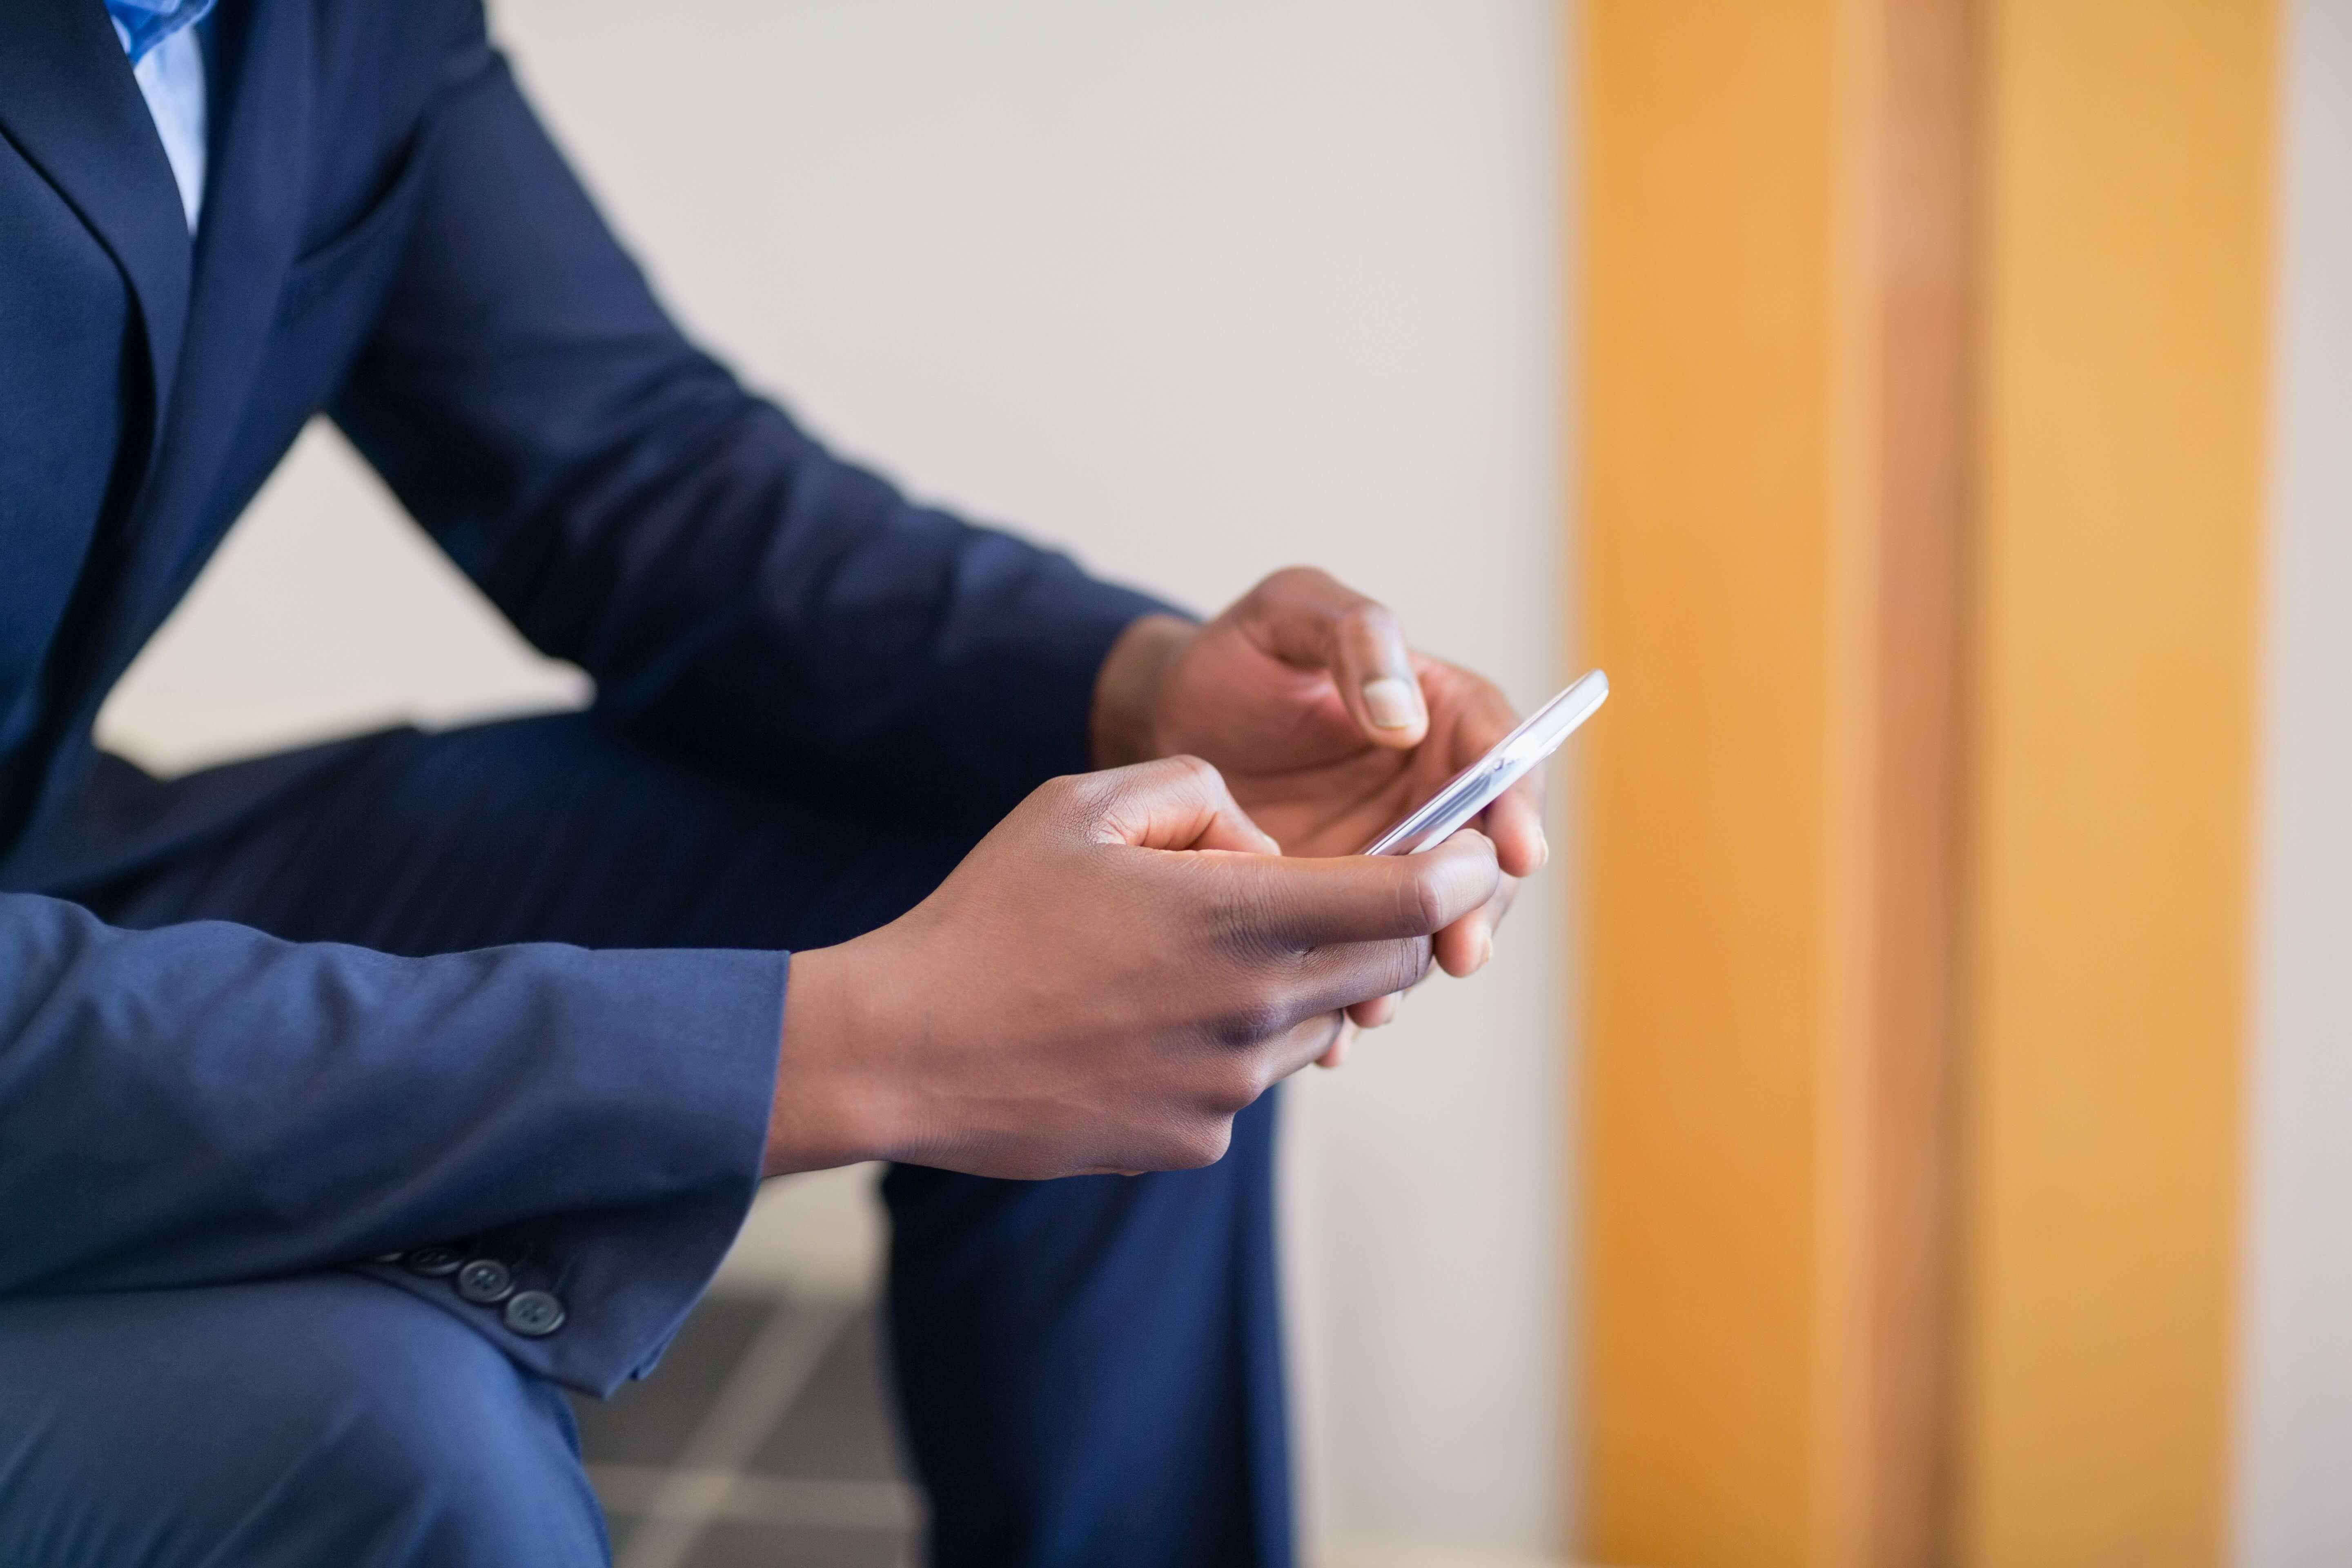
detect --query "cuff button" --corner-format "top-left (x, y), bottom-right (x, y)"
top-left (456, 1258), bottom-right (515, 1305)
top-left (503, 1290), bottom-right (566, 1338)
top-left (402, 1245), bottom-right (466, 1278)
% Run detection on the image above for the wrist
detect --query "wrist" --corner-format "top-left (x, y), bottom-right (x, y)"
top-left (1089, 612), bottom-right (1194, 768)
top-left (763, 944), bottom-right (904, 1176)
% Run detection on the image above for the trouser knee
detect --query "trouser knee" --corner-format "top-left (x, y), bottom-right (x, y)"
top-left (0, 1275), bottom-right (609, 1568)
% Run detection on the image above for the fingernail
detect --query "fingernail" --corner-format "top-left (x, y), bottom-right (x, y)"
top-left (1477, 931), bottom-right (1494, 971)
top-left (1536, 828), bottom-right (1551, 870)
top-left (1363, 676), bottom-right (1422, 730)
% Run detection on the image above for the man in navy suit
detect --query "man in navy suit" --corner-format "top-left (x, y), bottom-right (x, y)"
top-left (0, 1), bottom-right (1547, 1564)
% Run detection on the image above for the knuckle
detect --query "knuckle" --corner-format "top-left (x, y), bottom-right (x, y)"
top-left (1169, 1120), bottom-right (1235, 1171)
top-left (1035, 771), bottom-right (1091, 818)
top-left (1166, 753), bottom-right (1222, 793)
top-left (1025, 774), bottom-right (1103, 841)
top-left (1345, 938), bottom-right (1426, 1002)
top-left (1206, 1057), bottom-right (1266, 1116)
top-left (1342, 600), bottom-right (1400, 641)
top-left (1385, 936), bottom-right (1434, 993)
top-left (1403, 866), bottom-right (1450, 933)
top-left (1200, 873), bottom-right (1290, 962)
top-left (1211, 984), bottom-right (1294, 1049)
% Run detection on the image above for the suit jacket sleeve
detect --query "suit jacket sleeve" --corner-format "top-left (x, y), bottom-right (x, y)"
top-left (0, 886), bottom-right (786, 1396)
top-left (332, 29), bottom-right (1176, 831)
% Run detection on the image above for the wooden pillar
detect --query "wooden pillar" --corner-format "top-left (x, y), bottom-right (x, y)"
top-left (1952, 3), bottom-right (2275, 1562)
top-left (1577, 1), bottom-right (1971, 1563)
top-left (1576, 1), bottom-right (2274, 1564)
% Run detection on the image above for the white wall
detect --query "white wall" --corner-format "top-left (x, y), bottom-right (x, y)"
top-left (99, 2), bottom-right (1571, 1555)
top-left (2234, 2), bottom-right (2352, 1562)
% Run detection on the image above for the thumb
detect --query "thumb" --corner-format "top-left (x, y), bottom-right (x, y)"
top-left (1235, 567), bottom-right (1428, 749)
top-left (1080, 755), bottom-right (1282, 855)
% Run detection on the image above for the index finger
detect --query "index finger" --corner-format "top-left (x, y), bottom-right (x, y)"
top-left (1068, 755), bottom-right (1281, 855)
top-left (1232, 567), bottom-right (1429, 750)
top-left (1203, 831), bottom-right (1502, 948)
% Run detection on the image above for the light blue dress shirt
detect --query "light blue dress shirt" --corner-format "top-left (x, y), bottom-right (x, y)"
top-left (107, 0), bottom-right (212, 231)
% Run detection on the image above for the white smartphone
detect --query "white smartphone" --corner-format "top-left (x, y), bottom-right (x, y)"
top-left (1359, 669), bottom-right (1609, 856)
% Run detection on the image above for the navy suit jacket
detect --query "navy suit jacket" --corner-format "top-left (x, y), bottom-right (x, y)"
top-left (0, 0), bottom-right (1164, 1394)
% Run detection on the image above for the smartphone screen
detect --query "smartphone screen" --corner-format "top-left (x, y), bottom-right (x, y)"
top-left (1359, 669), bottom-right (1608, 855)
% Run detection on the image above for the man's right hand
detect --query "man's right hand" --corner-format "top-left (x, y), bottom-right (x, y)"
top-left (762, 755), bottom-right (1501, 1180)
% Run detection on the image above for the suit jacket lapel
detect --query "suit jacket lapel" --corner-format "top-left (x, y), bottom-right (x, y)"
top-left (0, 0), bottom-right (192, 445)
top-left (54, 0), bottom-right (313, 722)
top-left (147, 0), bottom-right (310, 524)
top-left (15, 0), bottom-right (316, 822)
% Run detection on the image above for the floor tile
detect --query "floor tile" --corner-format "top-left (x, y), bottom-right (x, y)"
top-left (568, 1292), bottom-right (777, 1468)
top-left (682, 1520), bottom-right (913, 1568)
top-left (747, 1311), bottom-right (907, 1483)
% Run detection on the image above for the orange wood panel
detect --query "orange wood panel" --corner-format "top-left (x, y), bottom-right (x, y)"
top-left (1830, 1), bottom-right (1975, 1563)
top-left (1580, 2), bottom-right (1840, 1563)
top-left (1578, 1), bottom-right (1972, 1564)
top-left (1580, 0), bottom-right (2273, 1561)
top-left (1952, 2), bottom-right (2276, 1562)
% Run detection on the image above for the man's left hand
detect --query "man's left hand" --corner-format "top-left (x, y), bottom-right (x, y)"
top-left (1092, 568), bottom-right (1546, 1056)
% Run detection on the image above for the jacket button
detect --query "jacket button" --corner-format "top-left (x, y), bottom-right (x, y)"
top-left (503, 1290), bottom-right (566, 1337)
top-left (456, 1258), bottom-right (515, 1305)
top-left (402, 1245), bottom-right (466, 1278)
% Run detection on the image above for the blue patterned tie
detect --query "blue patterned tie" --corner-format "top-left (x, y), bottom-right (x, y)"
top-left (104, 0), bottom-right (216, 65)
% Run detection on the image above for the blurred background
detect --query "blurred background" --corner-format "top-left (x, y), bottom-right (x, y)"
top-left (89, 1), bottom-right (2352, 1565)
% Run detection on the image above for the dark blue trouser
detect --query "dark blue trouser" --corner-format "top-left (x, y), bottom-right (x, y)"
top-left (0, 713), bottom-right (1291, 1568)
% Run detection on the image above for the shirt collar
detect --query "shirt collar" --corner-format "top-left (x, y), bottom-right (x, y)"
top-left (104, 0), bottom-right (216, 65)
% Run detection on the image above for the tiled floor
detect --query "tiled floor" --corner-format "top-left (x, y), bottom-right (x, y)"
top-left (572, 1294), bottom-right (1580, 1568)
top-left (568, 1292), bottom-right (921, 1568)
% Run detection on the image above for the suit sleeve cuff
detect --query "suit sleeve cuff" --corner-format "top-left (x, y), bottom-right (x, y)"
top-left (350, 945), bottom-right (786, 1397)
